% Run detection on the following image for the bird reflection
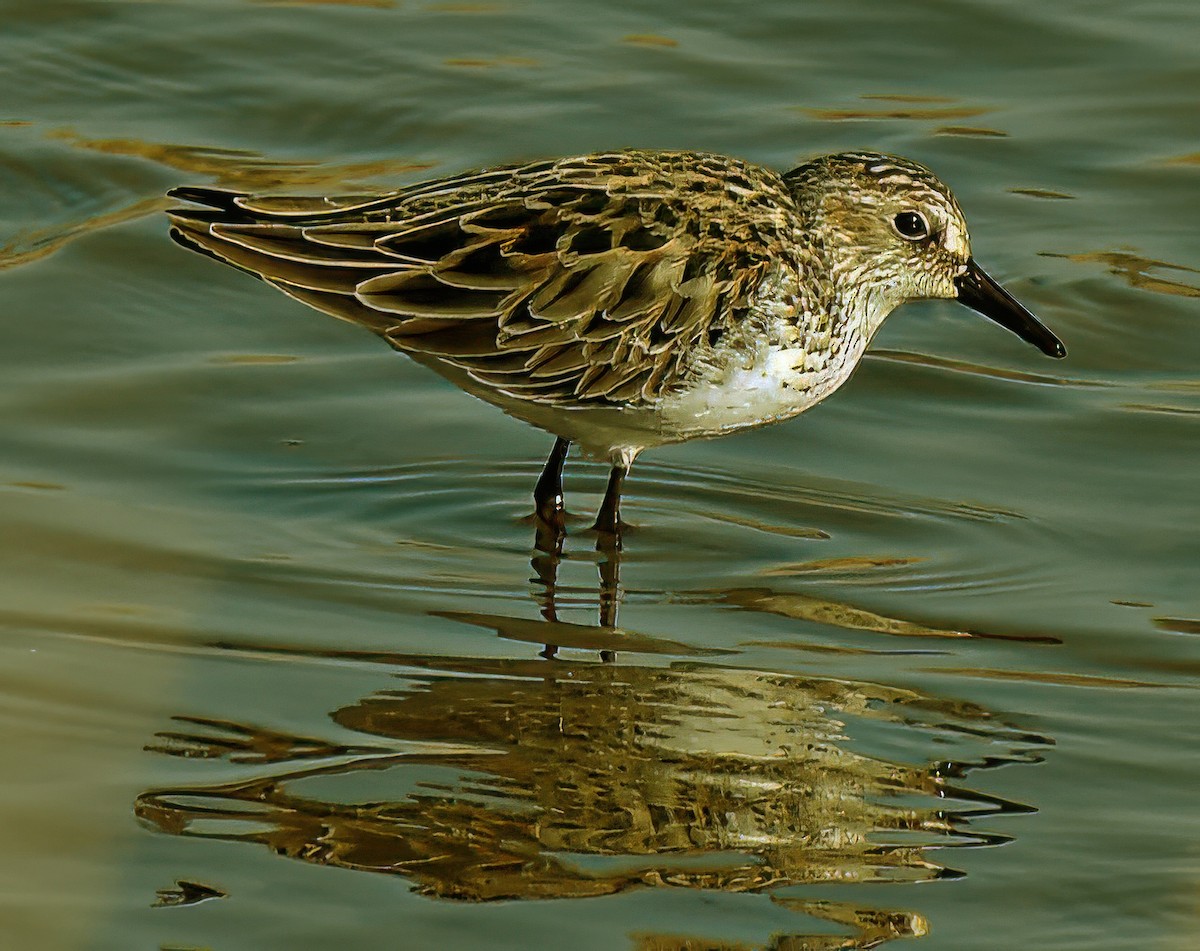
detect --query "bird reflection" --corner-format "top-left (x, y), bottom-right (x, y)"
top-left (135, 498), bottom-right (1054, 947)
top-left (138, 580), bottom-right (1047, 947)
top-left (529, 504), bottom-right (625, 660)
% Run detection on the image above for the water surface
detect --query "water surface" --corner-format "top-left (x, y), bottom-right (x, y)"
top-left (1, 2), bottom-right (1198, 949)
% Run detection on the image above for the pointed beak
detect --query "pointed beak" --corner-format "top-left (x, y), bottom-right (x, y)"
top-left (954, 258), bottom-right (1066, 359)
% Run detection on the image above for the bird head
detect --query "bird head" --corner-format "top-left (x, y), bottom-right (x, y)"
top-left (785, 152), bottom-right (1065, 358)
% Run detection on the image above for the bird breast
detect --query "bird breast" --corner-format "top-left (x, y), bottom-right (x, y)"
top-left (656, 266), bottom-right (865, 439)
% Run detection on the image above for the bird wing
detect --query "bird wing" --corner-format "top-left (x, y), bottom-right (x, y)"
top-left (167, 151), bottom-right (798, 406)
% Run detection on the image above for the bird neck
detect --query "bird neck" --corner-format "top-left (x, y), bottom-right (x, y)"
top-left (794, 224), bottom-right (899, 350)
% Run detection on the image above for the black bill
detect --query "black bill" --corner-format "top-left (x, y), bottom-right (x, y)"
top-left (955, 258), bottom-right (1066, 359)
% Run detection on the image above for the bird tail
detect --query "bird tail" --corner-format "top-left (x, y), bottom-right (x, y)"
top-left (167, 185), bottom-right (269, 275)
top-left (165, 185), bottom-right (408, 336)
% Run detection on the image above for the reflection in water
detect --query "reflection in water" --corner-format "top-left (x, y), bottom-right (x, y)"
top-left (444, 55), bottom-right (541, 68)
top-left (634, 899), bottom-right (928, 950)
top-left (802, 105), bottom-right (990, 122)
top-left (136, 533), bottom-right (1049, 947)
top-left (0, 128), bottom-right (435, 271)
top-left (249, 0), bottom-right (398, 8)
top-left (1009, 188), bottom-right (1076, 200)
top-left (932, 126), bottom-right (1008, 138)
top-left (710, 586), bottom-right (972, 640)
top-left (707, 587), bottom-right (1062, 646)
top-left (529, 513), bottom-right (627, 660)
top-left (49, 130), bottom-right (434, 191)
top-left (622, 34), bottom-right (680, 48)
top-left (1045, 250), bottom-right (1200, 298)
top-left (139, 649), bottom-right (1044, 941)
top-left (868, 348), bottom-right (1104, 389)
top-left (0, 195), bottom-right (168, 271)
top-left (1154, 617), bottom-right (1200, 636)
top-left (151, 879), bottom-right (227, 909)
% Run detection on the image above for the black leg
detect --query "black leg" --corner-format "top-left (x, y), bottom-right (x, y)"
top-left (592, 465), bottom-right (626, 538)
top-left (531, 438), bottom-right (569, 659)
top-left (593, 464), bottom-right (625, 663)
top-left (534, 436), bottom-right (570, 529)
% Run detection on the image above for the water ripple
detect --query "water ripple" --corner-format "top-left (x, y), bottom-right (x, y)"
top-left (136, 649), bottom-right (1050, 923)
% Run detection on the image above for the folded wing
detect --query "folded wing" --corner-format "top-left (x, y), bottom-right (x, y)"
top-left (168, 152), bottom-right (796, 406)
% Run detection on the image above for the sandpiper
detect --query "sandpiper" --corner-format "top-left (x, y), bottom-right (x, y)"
top-left (168, 149), bottom-right (1065, 533)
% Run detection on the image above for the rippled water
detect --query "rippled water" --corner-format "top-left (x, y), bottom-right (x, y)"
top-left (2, 2), bottom-right (1198, 949)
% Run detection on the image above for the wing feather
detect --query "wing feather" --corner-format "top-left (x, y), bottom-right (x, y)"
top-left (167, 150), bottom-right (797, 407)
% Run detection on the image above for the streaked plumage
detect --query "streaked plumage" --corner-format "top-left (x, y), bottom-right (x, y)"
top-left (167, 149), bottom-right (1065, 533)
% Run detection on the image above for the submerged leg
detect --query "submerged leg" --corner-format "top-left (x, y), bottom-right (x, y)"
top-left (533, 436), bottom-right (570, 529)
top-left (531, 437), bottom-right (569, 659)
top-left (595, 529), bottom-right (622, 663)
top-left (592, 464), bottom-right (627, 538)
top-left (530, 531), bottom-right (564, 660)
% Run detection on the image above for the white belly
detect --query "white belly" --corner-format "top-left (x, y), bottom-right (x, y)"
top-left (657, 331), bottom-right (864, 440)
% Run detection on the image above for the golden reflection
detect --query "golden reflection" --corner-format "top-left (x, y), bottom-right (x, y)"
top-left (1044, 250), bottom-right (1200, 298)
top-left (6, 480), bottom-right (67, 491)
top-left (802, 105), bottom-right (989, 122)
top-left (435, 608), bottom-right (733, 657)
top-left (0, 195), bottom-right (167, 271)
top-left (250, 0), bottom-right (396, 7)
top-left (138, 608), bottom-right (1046, 946)
top-left (138, 650), bottom-right (1044, 896)
top-left (49, 130), bottom-right (433, 191)
top-left (868, 348), bottom-right (1105, 389)
top-left (443, 56), bottom-right (540, 68)
top-left (207, 353), bottom-right (303, 366)
top-left (152, 879), bottom-right (226, 908)
top-left (136, 520), bottom-right (1048, 944)
top-left (712, 586), bottom-right (969, 638)
top-left (705, 512), bottom-right (831, 540)
top-left (933, 126), bottom-right (1007, 138)
top-left (705, 586), bottom-right (1061, 645)
top-left (1009, 188), bottom-right (1075, 200)
top-left (1121, 402), bottom-right (1200, 417)
top-left (251, 0), bottom-right (396, 7)
top-left (425, 2), bottom-right (510, 11)
top-left (0, 129), bottom-right (436, 272)
top-left (1154, 617), bottom-right (1200, 635)
top-left (922, 667), bottom-right (1179, 689)
top-left (623, 34), bottom-right (680, 48)
top-left (763, 555), bottom-right (921, 576)
top-left (859, 95), bottom-right (958, 104)
top-left (772, 897), bottom-right (929, 948)
top-left (1150, 380), bottom-right (1200, 394)
top-left (634, 896), bottom-right (928, 950)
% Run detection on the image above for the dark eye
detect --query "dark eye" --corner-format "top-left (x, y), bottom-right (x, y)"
top-left (893, 211), bottom-right (930, 240)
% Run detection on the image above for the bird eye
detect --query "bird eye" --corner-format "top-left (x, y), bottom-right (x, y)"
top-left (892, 211), bottom-right (930, 241)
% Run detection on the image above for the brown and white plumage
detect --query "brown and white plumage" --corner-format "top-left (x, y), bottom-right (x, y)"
top-left (168, 149), bottom-right (1064, 532)
top-left (169, 152), bottom-right (799, 404)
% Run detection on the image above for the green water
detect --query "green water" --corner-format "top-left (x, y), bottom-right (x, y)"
top-left (2, 1), bottom-right (1197, 949)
